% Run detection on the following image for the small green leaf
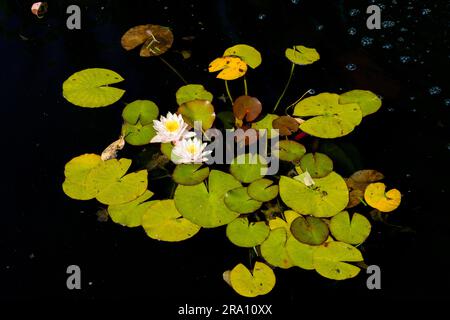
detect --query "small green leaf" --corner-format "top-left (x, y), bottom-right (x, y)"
top-left (173, 164), bottom-right (210, 186)
top-left (290, 216), bottom-right (329, 245)
top-left (329, 211), bottom-right (371, 245)
top-left (122, 100), bottom-right (159, 125)
top-left (108, 190), bottom-right (155, 227)
top-left (174, 170), bottom-right (241, 228)
top-left (62, 68), bottom-right (125, 108)
top-left (313, 241), bottom-right (363, 280)
top-left (142, 199), bottom-right (201, 242)
top-left (226, 217), bottom-right (270, 247)
top-left (228, 262), bottom-right (276, 298)
top-left (224, 187), bottom-right (262, 213)
top-left (223, 44), bottom-right (262, 69)
top-left (299, 153), bottom-right (333, 178)
top-left (247, 179), bottom-right (279, 202)
top-left (339, 90), bottom-right (381, 117)
top-left (230, 154), bottom-right (268, 183)
top-left (276, 140), bottom-right (306, 163)
top-left (177, 100), bottom-right (215, 131)
top-left (176, 84), bottom-right (213, 105)
top-left (285, 45), bottom-right (320, 65)
top-left (122, 122), bottom-right (156, 146)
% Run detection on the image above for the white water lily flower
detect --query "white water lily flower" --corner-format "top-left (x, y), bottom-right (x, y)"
top-left (171, 137), bottom-right (212, 164)
top-left (150, 112), bottom-right (195, 143)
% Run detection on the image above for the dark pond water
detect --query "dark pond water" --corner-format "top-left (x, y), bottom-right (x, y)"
top-left (1, 0), bottom-right (449, 307)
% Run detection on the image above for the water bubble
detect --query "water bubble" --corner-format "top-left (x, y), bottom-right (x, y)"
top-left (382, 20), bottom-right (395, 28)
top-left (387, 107), bottom-right (395, 112)
top-left (397, 37), bottom-right (405, 42)
top-left (291, 0), bottom-right (300, 4)
top-left (317, 25), bottom-right (324, 31)
top-left (421, 8), bottom-right (431, 15)
top-left (361, 36), bottom-right (374, 47)
top-left (447, 143), bottom-right (450, 151)
top-left (348, 27), bottom-right (357, 35)
top-left (382, 43), bottom-right (393, 49)
top-left (258, 13), bottom-right (267, 20)
top-left (429, 86), bottom-right (442, 96)
top-left (409, 96), bottom-right (416, 100)
top-left (400, 27), bottom-right (408, 32)
top-left (346, 63), bottom-right (357, 71)
top-left (400, 56), bottom-right (412, 63)
top-left (444, 98), bottom-right (450, 107)
top-left (308, 89), bottom-right (316, 95)
top-left (349, 9), bottom-right (360, 16)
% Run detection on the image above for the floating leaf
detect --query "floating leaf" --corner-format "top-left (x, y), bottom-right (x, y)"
top-left (174, 170), bottom-right (241, 228)
top-left (251, 114), bottom-right (279, 138)
top-left (286, 237), bottom-right (316, 270)
top-left (346, 170), bottom-right (384, 208)
top-left (285, 45), bottom-right (320, 65)
top-left (216, 111), bottom-right (235, 129)
top-left (247, 179), bottom-right (279, 202)
top-left (176, 84), bottom-right (213, 105)
top-left (223, 44), bottom-right (262, 69)
top-left (160, 143), bottom-right (174, 159)
top-left (293, 93), bottom-right (362, 138)
top-left (62, 154), bottom-right (103, 200)
top-left (142, 200), bottom-right (201, 241)
top-left (339, 90), bottom-right (381, 117)
top-left (230, 154), bottom-right (268, 183)
top-left (313, 241), bottom-right (363, 280)
top-left (299, 153), bottom-right (333, 178)
top-left (272, 116), bottom-right (299, 136)
top-left (226, 217), bottom-right (270, 247)
top-left (224, 187), bottom-right (262, 214)
top-left (62, 68), bottom-right (125, 108)
top-left (178, 100), bottom-right (215, 131)
top-left (229, 262), bottom-right (276, 298)
top-left (260, 228), bottom-right (293, 269)
top-left (279, 172), bottom-right (349, 217)
top-left (268, 210), bottom-right (301, 232)
top-left (364, 182), bottom-right (401, 212)
top-left (122, 100), bottom-right (159, 126)
top-left (208, 56), bottom-right (247, 80)
top-left (122, 122), bottom-right (156, 146)
top-left (108, 190), bottom-right (155, 227)
top-left (276, 140), bottom-right (306, 163)
top-left (233, 96), bottom-right (262, 122)
top-left (290, 216), bottom-right (329, 245)
top-left (172, 164), bottom-right (210, 186)
top-left (329, 211), bottom-right (371, 245)
top-left (121, 24), bottom-right (173, 57)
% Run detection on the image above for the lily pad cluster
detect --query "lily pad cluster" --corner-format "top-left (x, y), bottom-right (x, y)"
top-left (61, 33), bottom-right (402, 298)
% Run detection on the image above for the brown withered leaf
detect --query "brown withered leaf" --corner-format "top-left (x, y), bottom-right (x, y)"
top-left (121, 24), bottom-right (173, 57)
top-left (272, 116), bottom-right (299, 136)
top-left (233, 96), bottom-right (262, 122)
top-left (346, 170), bottom-right (384, 208)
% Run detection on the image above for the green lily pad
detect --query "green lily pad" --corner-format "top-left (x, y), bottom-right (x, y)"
top-left (172, 164), bottom-right (210, 186)
top-left (224, 187), bottom-right (262, 213)
top-left (313, 241), bottom-right (363, 280)
top-left (216, 111), bottom-right (235, 129)
top-left (299, 152), bottom-right (333, 178)
top-left (122, 100), bottom-right (159, 125)
top-left (276, 140), bottom-right (306, 163)
top-left (230, 154), bottom-right (268, 183)
top-left (108, 190), bottom-right (155, 227)
top-left (62, 154), bottom-right (103, 200)
top-left (251, 114), bottom-right (279, 138)
top-left (122, 122), bottom-right (156, 146)
top-left (279, 172), bottom-right (349, 217)
top-left (260, 228), bottom-right (293, 269)
top-left (228, 262), bottom-right (276, 298)
top-left (286, 237), bottom-right (316, 270)
top-left (339, 90), bottom-right (381, 117)
top-left (329, 211), bottom-right (371, 245)
top-left (174, 170), bottom-right (241, 228)
top-left (268, 210), bottom-right (301, 233)
top-left (293, 93), bottom-right (362, 138)
top-left (160, 143), bottom-right (174, 158)
top-left (226, 217), bottom-right (270, 247)
top-left (290, 216), bottom-right (329, 245)
top-left (142, 199), bottom-right (201, 242)
top-left (176, 84), bottom-right (213, 105)
top-left (223, 44), bottom-right (262, 69)
top-left (285, 45), bottom-right (320, 65)
top-left (62, 68), bottom-right (125, 108)
top-left (177, 99), bottom-right (215, 131)
top-left (247, 179), bottom-right (279, 202)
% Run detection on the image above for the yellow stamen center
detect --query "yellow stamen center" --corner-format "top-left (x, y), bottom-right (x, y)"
top-left (186, 144), bottom-right (197, 155)
top-left (165, 120), bottom-right (180, 132)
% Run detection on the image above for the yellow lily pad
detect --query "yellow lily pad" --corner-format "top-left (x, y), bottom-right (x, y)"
top-left (285, 45), bottom-right (320, 65)
top-left (329, 211), bottom-right (371, 245)
top-left (108, 190), bottom-right (155, 227)
top-left (364, 182), bottom-right (401, 212)
top-left (223, 44), bottom-right (262, 69)
top-left (226, 217), bottom-right (270, 247)
top-left (229, 262), bottom-right (276, 298)
top-left (208, 56), bottom-right (248, 80)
